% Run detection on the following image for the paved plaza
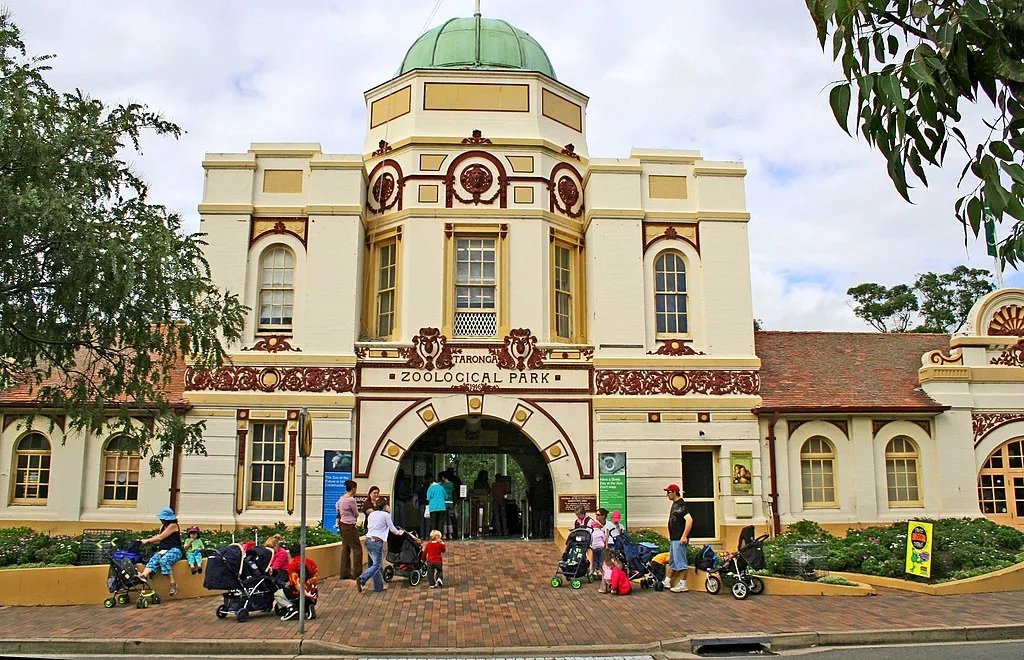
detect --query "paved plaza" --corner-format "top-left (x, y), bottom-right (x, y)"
top-left (0, 541), bottom-right (1023, 653)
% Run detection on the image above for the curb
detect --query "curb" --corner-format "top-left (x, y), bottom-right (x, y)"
top-left (2, 624), bottom-right (1024, 657)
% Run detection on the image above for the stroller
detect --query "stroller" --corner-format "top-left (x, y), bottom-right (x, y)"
top-left (612, 533), bottom-right (663, 591)
top-left (703, 525), bottom-right (768, 600)
top-left (103, 540), bottom-right (159, 609)
top-left (382, 532), bottom-right (425, 586)
top-left (204, 544), bottom-right (278, 622)
top-left (551, 527), bottom-right (592, 589)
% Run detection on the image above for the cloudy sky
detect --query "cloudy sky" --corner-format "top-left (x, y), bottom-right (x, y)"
top-left (7, 1), bottom-right (1019, 331)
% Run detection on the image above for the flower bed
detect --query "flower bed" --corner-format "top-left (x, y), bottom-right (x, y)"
top-left (766, 519), bottom-right (1024, 583)
top-left (0, 523), bottom-right (338, 569)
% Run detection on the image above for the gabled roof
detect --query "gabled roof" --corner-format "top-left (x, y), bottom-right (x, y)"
top-left (754, 331), bottom-right (950, 413)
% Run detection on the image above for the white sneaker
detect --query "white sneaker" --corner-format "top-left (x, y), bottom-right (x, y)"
top-left (662, 578), bottom-right (672, 589)
top-left (670, 583), bottom-right (689, 593)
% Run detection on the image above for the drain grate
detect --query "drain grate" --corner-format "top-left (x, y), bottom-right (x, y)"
top-left (692, 635), bottom-right (773, 656)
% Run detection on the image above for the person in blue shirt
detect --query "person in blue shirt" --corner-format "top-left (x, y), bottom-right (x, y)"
top-left (426, 473), bottom-right (449, 538)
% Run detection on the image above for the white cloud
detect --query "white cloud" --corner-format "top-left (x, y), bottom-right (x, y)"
top-left (6, 0), bottom-right (1019, 330)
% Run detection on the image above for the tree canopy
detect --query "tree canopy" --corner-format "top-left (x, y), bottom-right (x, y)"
top-left (847, 265), bottom-right (994, 332)
top-left (0, 13), bottom-right (245, 474)
top-left (807, 1), bottom-right (1024, 263)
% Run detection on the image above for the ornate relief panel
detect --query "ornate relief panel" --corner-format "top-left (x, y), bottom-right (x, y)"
top-left (549, 162), bottom-right (584, 219)
top-left (250, 217), bottom-right (308, 249)
top-left (642, 222), bottom-right (699, 255)
top-left (366, 158), bottom-right (403, 214)
top-left (445, 151), bottom-right (508, 208)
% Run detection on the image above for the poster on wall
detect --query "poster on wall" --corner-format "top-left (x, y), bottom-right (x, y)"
top-left (729, 451), bottom-right (753, 496)
top-left (905, 521), bottom-right (934, 578)
top-left (598, 452), bottom-right (627, 529)
top-left (321, 450), bottom-right (352, 533)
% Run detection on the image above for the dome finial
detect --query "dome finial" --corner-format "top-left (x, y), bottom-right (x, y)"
top-left (474, 0), bottom-right (481, 17)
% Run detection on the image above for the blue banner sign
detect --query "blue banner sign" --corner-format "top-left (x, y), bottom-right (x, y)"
top-left (322, 450), bottom-right (352, 533)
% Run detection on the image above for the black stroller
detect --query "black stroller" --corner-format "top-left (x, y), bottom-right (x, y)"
top-left (703, 525), bottom-right (768, 600)
top-left (204, 544), bottom-right (279, 622)
top-left (102, 540), bottom-right (159, 609)
top-left (612, 533), bottom-right (663, 591)
top-left (382, 532), bottom-right (424, 586)
top-left (551, 527), bottom-right (592, 589)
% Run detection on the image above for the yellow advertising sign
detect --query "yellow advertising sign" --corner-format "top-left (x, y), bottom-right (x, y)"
top-left (905, 521), bottom-right (934, 578)
top-left (299, 411), bottom-right (313, 458)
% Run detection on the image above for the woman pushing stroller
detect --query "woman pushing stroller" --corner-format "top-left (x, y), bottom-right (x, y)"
top-left (357, 498), bottom-right (419, 593)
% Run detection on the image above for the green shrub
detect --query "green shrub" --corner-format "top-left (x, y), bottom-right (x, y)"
top-left (764, 518), bottom-right (1024, 583)
top-left (817, 575), bottom-right (859, 586)
top-left (630, 528), bottom-right (670, 553)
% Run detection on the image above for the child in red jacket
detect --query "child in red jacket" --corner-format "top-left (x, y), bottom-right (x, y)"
top-left (609, 555), bottom-right (632, 595)
top-left (421, 529), bottom-right (446, 588)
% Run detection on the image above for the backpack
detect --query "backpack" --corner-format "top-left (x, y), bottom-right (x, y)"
top-left (696, 544), bottom-right (718, 571)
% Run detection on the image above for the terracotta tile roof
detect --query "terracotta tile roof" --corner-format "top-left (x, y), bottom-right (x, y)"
top-left (754, 331), bottom-right (950, 413)
top-left (0, 355), bottom-right (188, 408)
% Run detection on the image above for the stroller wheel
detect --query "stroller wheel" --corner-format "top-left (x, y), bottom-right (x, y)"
top-left (654, 580), bottom-right (665, 592)
top-left (274, 604), bottom-right (286, 616)
top-left (409, 569), bottom-right (422, 586)
top-left (550, 577), bottom-right (562, 588)
top-left (235, 608), bottom-right (249, 622)
top-left (135, 598), bottom-right (148, 609)
top-left (382, 565), bottom-right (395, 582)
top-left (731, 580), bottom-right (750, 600)
top-left (103, 597), bottom-right (116, 608)
top-left (116, 593), bottom-right (129, 605)
top-left (571, 579), bottom-right (582, 589)
top-left (749, 576), bottom-right (765, 595)
top-left (150, 594), bottom-right (161, 605)
top-left (216, 606), bottom-right (229, 619)
top-left (705, 575), bottom-right (722, 595)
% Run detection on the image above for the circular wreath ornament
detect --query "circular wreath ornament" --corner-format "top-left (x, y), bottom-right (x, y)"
top-left (557, 175), bottom-right (580, 208)
top-left (372, 172), bottom-right (396, 204)
top-left (460, 163), bottom-right (494, 196)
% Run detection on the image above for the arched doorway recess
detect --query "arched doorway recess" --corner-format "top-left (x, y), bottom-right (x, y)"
top-left (392, 416), bottom-right (554, 539)
top-left (979, 436), bottom-right (1024, 530)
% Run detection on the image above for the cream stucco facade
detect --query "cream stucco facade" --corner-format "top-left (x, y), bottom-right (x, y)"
top-left (3, 13), bottom-right (1024, 545)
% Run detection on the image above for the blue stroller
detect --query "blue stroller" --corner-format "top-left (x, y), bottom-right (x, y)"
top-left (612, 532), bottom-right (663, 591)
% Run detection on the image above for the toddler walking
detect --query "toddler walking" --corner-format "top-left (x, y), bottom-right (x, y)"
top-left (588, 519), bottom-right (605, 579)
top-left (183, 526), bottom-right (205, 575)
top-left (422, 529), bottom-right (447, 588)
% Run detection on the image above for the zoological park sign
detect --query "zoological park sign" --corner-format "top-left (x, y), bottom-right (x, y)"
top-left (356, 328), bottom-right (592, 394)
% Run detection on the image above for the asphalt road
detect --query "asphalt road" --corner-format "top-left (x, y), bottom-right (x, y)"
top-left (766, 640), bottom-right (1024, 659)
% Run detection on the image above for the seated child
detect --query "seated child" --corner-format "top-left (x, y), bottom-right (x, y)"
top-left (183, 526), bottom-right (205, 575)
top-left (609, 556), bottom-right (632, 595)
top-left (275, 555), bottom-right (319, 621)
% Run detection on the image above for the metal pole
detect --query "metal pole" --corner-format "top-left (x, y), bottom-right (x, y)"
top-left (298, 408), bottom-right (309, 634)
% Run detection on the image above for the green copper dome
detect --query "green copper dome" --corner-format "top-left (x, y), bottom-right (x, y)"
top-left (398, 16), bottom-right (556, 80)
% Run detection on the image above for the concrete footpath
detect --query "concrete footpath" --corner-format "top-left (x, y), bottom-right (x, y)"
top-left (1, 541), bottom-right (1023, 657)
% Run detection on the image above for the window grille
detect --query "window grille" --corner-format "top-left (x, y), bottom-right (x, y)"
top-left (454, 236), bottom-right (497, 337)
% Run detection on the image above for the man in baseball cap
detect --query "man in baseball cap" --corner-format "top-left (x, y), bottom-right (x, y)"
top-left (664, 483), bottom-right (692, 592)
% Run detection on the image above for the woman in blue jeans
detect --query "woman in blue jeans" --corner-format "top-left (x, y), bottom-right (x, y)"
top-left (357, 499), bottom-right (415, 593)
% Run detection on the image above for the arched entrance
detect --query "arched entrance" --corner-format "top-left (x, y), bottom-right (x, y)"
top-left (390, 416), bottom-right (554, 539)
top-left (978, 436), bottom-right (1024, 530)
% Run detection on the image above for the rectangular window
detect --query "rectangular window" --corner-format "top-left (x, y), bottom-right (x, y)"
top-left (102, 454), bottom-right (139, 505)
top-left (553, 244), bottom-right (573, 340)
top-left (454, 236), bottom-right (497, 337)
top-left (376, 241), bottom-right (397, 338)
top-left (249, 422), bottom-right (287, 507)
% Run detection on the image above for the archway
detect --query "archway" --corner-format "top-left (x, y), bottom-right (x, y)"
top-left (390, 416), bottom-right (554, 540)
top-left (978, 436), bottom-right (1024, 530)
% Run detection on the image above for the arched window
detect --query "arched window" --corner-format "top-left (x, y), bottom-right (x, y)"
top-left (885, 436), bottom-right (922, 507)
top-left (102, 436), bottom-right (140, 505)
top-left (800, 436), bottom-right (837, 507)
top-left (978, 437), bottom-right (1024, 529)
top-left (654, 251), bottom-right (687, 336)
top-left (11, 433), bottom-right (50, 504)
top-left (258, 246), bottom-right (295, 331)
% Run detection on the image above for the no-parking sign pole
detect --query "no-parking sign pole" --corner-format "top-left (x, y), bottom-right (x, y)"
top-left (298, 408), bottom-right (312, 634)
